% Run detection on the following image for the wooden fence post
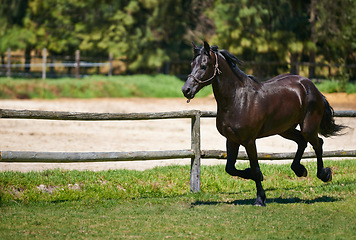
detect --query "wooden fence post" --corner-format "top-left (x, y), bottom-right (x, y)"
top-left (42, 48), bottom-right (47, 79)
top-left (190, 111), bottom-right (201, 193)
top-left (75, 50), bottom-right (80, 79)
top-left (6, 48), bottom-right (11, 78)
top-left (108, 53), bottom-right (113, 76)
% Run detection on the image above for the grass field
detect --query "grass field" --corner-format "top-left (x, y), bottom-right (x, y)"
top-left (0, 75), bottom-right (212, 99)
top-left (1, 75), bottom-right (355, 99)
top-left (1, 160), bottom-right (355, 239)
top-left (314, 80), bottom-right (356, 94)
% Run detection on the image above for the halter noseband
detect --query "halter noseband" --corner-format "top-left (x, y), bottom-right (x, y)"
top-left (188, 51), bottom-right (222, 84)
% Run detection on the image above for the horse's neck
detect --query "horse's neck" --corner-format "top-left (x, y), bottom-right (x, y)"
top-left (212, 58), bottom-right (259, 110)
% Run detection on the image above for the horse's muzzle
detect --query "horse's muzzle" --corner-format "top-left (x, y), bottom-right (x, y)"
top-left (181, 84), bottom-right (195, 101)
top-left (181, 76), bottom-right (198, 101)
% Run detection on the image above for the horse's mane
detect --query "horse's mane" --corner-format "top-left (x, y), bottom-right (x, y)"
top-left (218, 49), bottom-right (243, 66)
top-left (212, 46), bottom-right (259, 83)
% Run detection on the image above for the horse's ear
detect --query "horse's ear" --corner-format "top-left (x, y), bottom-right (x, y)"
top-left (192, 42), bottom-right (200, 57)
top-left (203, 41), bottom-right (210, 54)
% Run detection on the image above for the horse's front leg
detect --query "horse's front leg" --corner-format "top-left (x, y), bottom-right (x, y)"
top-left (245, 140), bottom-right (266, 207)
top-left (225, 140), bottom-right (254, 179)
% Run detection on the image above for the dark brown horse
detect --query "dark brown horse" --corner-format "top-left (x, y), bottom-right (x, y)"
top-left (182, 41), bottom-right (345, 206)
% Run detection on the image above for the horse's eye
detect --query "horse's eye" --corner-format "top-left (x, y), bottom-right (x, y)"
top-left (200, 65), bottom-right (207, 70)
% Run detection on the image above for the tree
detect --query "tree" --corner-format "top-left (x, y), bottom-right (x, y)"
top-left (97, 0), bottom-right (212, 72)
top-left (24, 0), bottom-right (83, 55)
top-left (2, 0), bottom-right (353, 78)
top-left (0, 0), bottom-right (33, 71)
top-left (2, 0), bottom-right (214, 73)
top-left (314, 0), bottom-right (356, 66)
top-left (208, 0), bottom-right (306, 78)
top-left (208, 0), bottom-right (355, 80)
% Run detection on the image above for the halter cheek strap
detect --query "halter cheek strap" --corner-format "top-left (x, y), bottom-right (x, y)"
top-left (188, 51), bottom-right (222, 84)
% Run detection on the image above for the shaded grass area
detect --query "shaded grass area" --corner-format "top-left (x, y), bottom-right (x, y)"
top-left (1, 195), bottom-right (355, 239)
top-left (0, 160), bottom-right (355, 239)
top-left (0, 75), bottom-right (213, 99)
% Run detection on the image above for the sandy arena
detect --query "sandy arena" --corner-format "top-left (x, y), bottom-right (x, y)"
top-left (1, 93), bottom-right (355, 172)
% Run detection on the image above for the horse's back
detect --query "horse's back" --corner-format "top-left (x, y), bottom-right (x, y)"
top-left (263, 74), bottom-right (322, 99)
top-left (265, 73), bottom-right (309, 85)
top-left (261, 74), bottom-right (309, 98)
top-left (265, 73), bottom-right (294, 83)
top-left (255, 74), bottom-right (325, 137)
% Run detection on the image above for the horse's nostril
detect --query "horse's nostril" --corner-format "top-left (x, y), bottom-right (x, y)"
top-left (182, 86), bottom-right (190, 94)
top-left (182, 84), bottom-right (193, 99)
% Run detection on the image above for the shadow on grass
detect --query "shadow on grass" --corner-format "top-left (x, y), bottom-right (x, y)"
top-left (192, 195), bottom-right (340, 207)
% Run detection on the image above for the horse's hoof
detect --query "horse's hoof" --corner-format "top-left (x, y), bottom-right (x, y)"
top-left (291, 164), bottom-right (308, 177)
top-left (253, 194), bottom-right (266, 207)
top-left (253, 199), bottom-right (266, 207)
top-left (253, 202), bottom-right (266, 207)
top-left (317, 167), bottom-right (332, 182)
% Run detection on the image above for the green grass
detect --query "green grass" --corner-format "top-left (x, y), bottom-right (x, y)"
top-left (0, 75), bottom-right (213, 99)
top-left (1, 76), bottom-right (355, 99)
top-left (314, 80), bottom-right (356, 94)
top-left (0, 160), bottom-right (355, 239)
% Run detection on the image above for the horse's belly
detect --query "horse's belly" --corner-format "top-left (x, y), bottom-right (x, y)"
top-left (257, 115), bottom-right (299, 138)
top-left (216, 117), bottom-right (262, 143)
top-left (216, 117), bottom-right (246, 143)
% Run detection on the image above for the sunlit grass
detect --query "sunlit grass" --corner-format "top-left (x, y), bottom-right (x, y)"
top-left (0, 160), bottom-right (354, 204)
top-left (0, 160), bottom-right (355, 239)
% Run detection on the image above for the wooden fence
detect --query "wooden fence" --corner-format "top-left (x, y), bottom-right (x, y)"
top-left (1, 108), bottom-right (356, 193)
top-left (2, 48), bottom-right (112, 79)
top-left (3, 48), bottom-right (356, 80)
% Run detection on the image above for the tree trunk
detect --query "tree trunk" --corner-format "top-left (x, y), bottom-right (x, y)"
top-left (0, 53), bottom-right (4, 74)
top-left (309, 0), bottom-right (317, 79)
top-left (290, 53), bottom-right (299, 75)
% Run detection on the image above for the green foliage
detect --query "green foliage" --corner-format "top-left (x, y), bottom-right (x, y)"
top-left (315, 0), bottom-right (356, 63)
top-left (18, 0), bottom-right (210, 71)
top-left (0, 160), bottom-right (355, 238)
top-left (97, 0), bottom-right (208, 71)
top-left (0, 0), bottom-right (34, 53)
top-left (0, 75), bottom-right (212, 99)
top-left (209, 0), bottom-right (309, 59)
top-left (207, 0), bottom-right (316, 79)
top-left (0, 0), bottom-right (355, 77)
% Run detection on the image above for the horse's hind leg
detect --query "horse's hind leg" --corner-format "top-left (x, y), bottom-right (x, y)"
top-left (279, 129), bottom-right (308, 177)
top-left (305, 133), bottom-right (332, 182)
top-left (302, 122), bottom-right (332, 182)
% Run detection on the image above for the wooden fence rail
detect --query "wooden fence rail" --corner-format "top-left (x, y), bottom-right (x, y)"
top-left (3, 149), bottom-right (356, 162)
top-left (0, 150), bottom-right (195, 162)
top-left (1, 108), bottom-right (356, 193)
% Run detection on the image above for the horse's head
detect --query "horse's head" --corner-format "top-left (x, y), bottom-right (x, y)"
top-left (182, 41), bottom-right (221, 102)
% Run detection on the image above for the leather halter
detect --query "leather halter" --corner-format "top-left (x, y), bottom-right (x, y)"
top-left (188, 51), bottom-right (222, 84)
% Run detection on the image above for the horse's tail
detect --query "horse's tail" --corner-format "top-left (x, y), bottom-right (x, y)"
top-left (319, 96), bottom-right (346, 137)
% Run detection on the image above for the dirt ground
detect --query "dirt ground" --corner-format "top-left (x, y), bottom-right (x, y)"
top-left (1, 93), bottom-right (355, 172)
